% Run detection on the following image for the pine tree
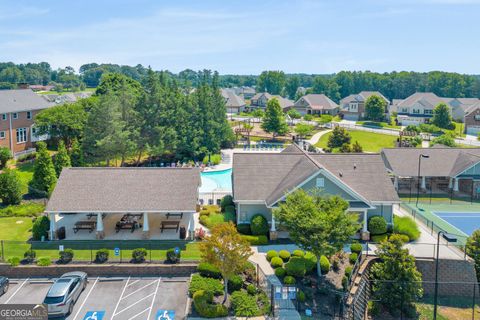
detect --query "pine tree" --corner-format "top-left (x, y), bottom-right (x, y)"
top-left (0, 169), bottom-right (22, 205)
top-left (69, 138), bottom-right (84, 167)
top-left (54, 140), bottom-right (71, 177)
top-left (30, 142), bottom-right (57, 197)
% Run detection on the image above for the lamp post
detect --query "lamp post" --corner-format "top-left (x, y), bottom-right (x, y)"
top-left (433, 231), bottom-right (457, 320)
top-left (416, 154), bottom-right (430, 207)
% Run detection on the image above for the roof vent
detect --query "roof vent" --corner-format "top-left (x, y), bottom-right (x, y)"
top-left (339, 171), bottom-right (343, 177)
top-left (353, 163), bottom-right (357, 170)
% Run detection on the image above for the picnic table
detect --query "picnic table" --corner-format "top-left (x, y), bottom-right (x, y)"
top-left (86, 213), bottom-right (106, 220)
top-left (73, 220), bottom-right (96, 233)
top-left (115, 214), bottom-right (142, 233)
top-left (166, 213), bottom-right (183, 219)
top-left (161, 221), bottom-right (180, 233)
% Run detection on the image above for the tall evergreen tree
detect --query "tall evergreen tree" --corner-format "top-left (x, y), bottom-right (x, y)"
top-left (30, 142), bottom-right (57, 197)
top-left (0, 169), bottom-right (22, 205)
top-left (69, 138), bottom-right (84, 167)
top-left (54, 140), bottom-right (71, 177)
top-left (261, 98), bottom-right (289, 139)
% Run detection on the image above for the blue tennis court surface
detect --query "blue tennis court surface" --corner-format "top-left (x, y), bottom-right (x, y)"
top-left (433, 212), bottom-right (480, 236)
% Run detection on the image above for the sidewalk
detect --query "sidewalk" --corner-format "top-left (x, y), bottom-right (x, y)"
top-left (306, 129), bottom-right (331, 146)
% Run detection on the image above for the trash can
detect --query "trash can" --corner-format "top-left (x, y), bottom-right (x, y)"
top-left (57, 227), bottom-right (66, 240)
top-left (179, 227), bottom-right (186, 240)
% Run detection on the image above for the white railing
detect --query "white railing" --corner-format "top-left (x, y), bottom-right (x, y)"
top-left (199, 191), bottom-right (232, 205)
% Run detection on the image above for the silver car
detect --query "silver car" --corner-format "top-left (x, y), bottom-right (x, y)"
top-left (44, 272), bottom-right (88, 317)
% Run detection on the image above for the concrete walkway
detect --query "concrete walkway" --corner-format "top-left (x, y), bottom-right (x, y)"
top-left (306, 129), bottom-right (332, 146)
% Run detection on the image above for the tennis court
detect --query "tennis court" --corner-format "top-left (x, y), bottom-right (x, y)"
top-left (433, 212), bottom-right (480, 236)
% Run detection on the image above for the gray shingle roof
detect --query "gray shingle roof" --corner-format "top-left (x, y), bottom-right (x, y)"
top-left (233, 146), bottom-right (399, 205)
top-left (221, 89), bottom-right (246, 108)
top-left (46, 167), bottom-right (201, 213)
top-left (0, 89), bottom-right (53, 113)
top-left (397, 92), bottom-right (447, 109)
top-left (381, 148), bottom-right (480, 177)
top-left (296, 94), bottom-right (338, 110)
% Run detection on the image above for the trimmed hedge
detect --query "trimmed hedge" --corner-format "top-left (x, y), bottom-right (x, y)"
top-left (37, 257), bottom-right (51, 266)
top-left (189, 274), bottom-right (224, 296)
top-left (59, 249), bottom-right (74, 264)
top-left (270, 257), bottom-right (283, 268)
top-left (228, 275), bottom-right (243, 293)
top-left (393, 215), bottom-right (420, 241)
top-left (285, 257), bottom-right (306, 277)
top-left (166, 248), bottom-right (181, 263)
top-left (220, 195), bottom-right (233, 211)
top-left (371, 234), bottom-right (388, 243)
top-left (345, 266), bottom-right (353, 278)
top-left (292, 250), bottom-right (305, 258)
top-left (132, 248), bottom-right (147, 263)
top-left (95, 249), bottom-right (109, 263)
top-left (304, 252), bottom-right (317, 273)
top-left (274, 267), bottom-right (286, 278)
top-left (8, 257), bottom-right (20, 266)
top-left (368, 216), bottom-right (387, 235)
top-left (349, 253), bottom-right (358, 265)
top-left (278, 250), bottom-right (291, 262)
top-left (350, 243), bottom-right (362, 254)
top-left (197, 262), bottom-right (222, 279)
top-left (284, 276), bottom-right (296, 285)
top-left (250, 214), bottom-right (269, 235)
top-left (266, 250), bottom-right (278, 262)
top-left (241, 235), bottom-right (268, 245)
top-left (237, 224), bottom-right (251, 235)
top-left (320, 255), bottom-right (330, 275)
top-left (193, 290), bottom-right (228, 318)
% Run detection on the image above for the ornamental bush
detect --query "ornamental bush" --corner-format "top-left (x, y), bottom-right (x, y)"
top-left (237, 224), bottom-right (251, 235)
top-left (350, 243), bottom-right (362, 255)
top-left (285, 257), bottom-right (306, 277)
top-left (304, 252), bottom-right (317, 273)
top-left (131, 248), bottom-right (147, 263)
top-left (189, 274), bottom-right (224, 296)
top-left (197, 262), bottom-right (222, 279)
top-left (193, 290), bottom-right (228, 318)
top-left (278, 250), bottom-right (291, 262)
top-left (349, 253), bottom-right (358, 265)
top-left (8, 256), bottom-right (20, 266)
top-left (371, 234), bottom-right (389, 243)
top-left (292, 250), bottom-right (305, 258)
top-left (270, 257), bottom-right (283, 268)
top-left (250, 214), bottom-right (269, 235)
top-left (247, 284), bottom-right (257, 295)
top-left (95, 248), bottom-right (109, 263)
top-left (297, 290), bottom-right (306, 302)
top-left (23, 249), bottom-right (36, 263)
top-left (393, 215), bottom-right (420, 241)
top-left (283, 276), bottom-right (296, 285)
top-left (228, 275), bottom-right (243, 293)
top-left (345, 266), bottom-right (353, 278)
top-left (274, 267), bottom-right (286, 278)
top-left (220, 195), bottom-right (233, 211)
top-left (32, 216), bottom-right (50, 241)
top-left (59, 249), bottom-right (74, 264)
top-left (266, 250), bottom-right (278, 262)
top-left (37, 257), bottom-right (51, 266)
top-left (320, 255), bottom-right (330, 274)
top-left (166, 248), bottom-right (181, 263)
top-left (368, 216), bottom-right (387, 235)
top-left (230, 290), bottom-right (260, 317)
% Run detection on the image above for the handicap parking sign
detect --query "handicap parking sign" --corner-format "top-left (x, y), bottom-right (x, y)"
top-left (156, 310), bottom-right (175, 320)
top-left (114, 248), bottom-right (120, 256)
top-left (174, 247), bottom-right (180, 255)
top-left (83, 311), bottom-right (105, 320)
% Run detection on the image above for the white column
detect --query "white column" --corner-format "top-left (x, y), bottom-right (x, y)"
top-left (143, 212), bottom-right (149, 232)
top-left (448, 177), bottom-right (453, 189)
top-left (393, 176), bottom-right (399, 190)
top-left (421, 176), bottom-right (426, 189)
top-left (96, 213), bottom-right (104, 232)
top-left (270, 214), bottom-right (276, 232)
top-left (362, 210), bottom-right (368, 232)
top-left (49, 213), bottom-right (56, 240)
top-left (189, 213), bottom-right (195, 233)
top-left (453, 178), bottom-right (459, 192)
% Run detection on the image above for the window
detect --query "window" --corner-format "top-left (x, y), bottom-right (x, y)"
top-left (349, 103), bottom-right (358, 111)
top-left (27, 111), bottom-right (32, 119)
top-left (412, 109), bottom-right (420, 114)
top-left (475, 115), bottom-right (480, 121)
top-left (12, 113), bottom-right (18, 119)
top-left (316, 178), bottom-right (325, 188)
top-left (208, 199), bottom-right (213, 205)
top-left (424, 110), bottom-right (433, 115)
top-left (16, 128), bottom-right (27, 143)
top-left (0, 131), bottom-right (5, 139)
top-left (216, 199), bottom-right (221, 205)
top-left (401, 108), bottom-right (408, 113)
top-left (1, 114), bottom-right (6, 121)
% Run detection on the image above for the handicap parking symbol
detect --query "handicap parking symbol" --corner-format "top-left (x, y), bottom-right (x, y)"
top-left (156, 309), bottom-right (175, 320)
top-left (83, 311), bottom-right (105, 320)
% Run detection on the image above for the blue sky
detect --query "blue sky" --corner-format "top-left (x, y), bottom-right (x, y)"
top-left (0, 0), bottom-right (479, 74)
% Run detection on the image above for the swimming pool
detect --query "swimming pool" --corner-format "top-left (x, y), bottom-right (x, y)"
top-left (200, 168), bottom-right (232, 193)
top-left (433, 211), bottom-right (480, 236)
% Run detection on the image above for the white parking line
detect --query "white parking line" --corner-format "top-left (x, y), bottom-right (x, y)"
top-left (4, 278), bottom-right (28, 304)
top-left (111, 276), bottom-right (130, 320)
top-left (126, 279), bottom-right (139, 288)
top-left (72, 277), bottom-right (99, 320)
top-left (127, 307), bottom-right (149, 320)
top-left (120, 281), bottom-right (157, 300)
top-left (113, 292), bottom-right (155, 317)
top-left (146, 278), bottom-right (161, 320)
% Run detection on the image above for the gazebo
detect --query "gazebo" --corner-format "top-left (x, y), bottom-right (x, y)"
top-left (45, 167), bottom-right (200, 240)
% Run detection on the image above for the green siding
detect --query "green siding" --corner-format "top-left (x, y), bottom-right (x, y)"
top-left (367, 205), bottom-right (393, 224)
top-left (237, 203), bottom-right (271, 224)
top-left (300, 172), bottom-right (357, 200)
top-left (458, 162), bottom-right (480, 177)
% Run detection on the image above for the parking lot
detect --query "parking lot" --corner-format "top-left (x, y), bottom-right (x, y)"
top-left (0, 276), bottom-right (189, 320)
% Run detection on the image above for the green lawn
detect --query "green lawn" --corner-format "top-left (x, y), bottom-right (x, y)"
top-left (444, 121), bottom-right (466, 138)
top-left (356, 120), bottom-right (401, 130)
top-left (14, 162), bottom-right (34, 195)
top-left (315, 130), bottom-right (397, 152)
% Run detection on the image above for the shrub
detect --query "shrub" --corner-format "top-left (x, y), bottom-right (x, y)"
top-left (95, 248), bottom-right (109, 263)
top-left (247, 284), bottom-right (257, 295)
top-left (230, 290), bottom-right (260, 317)
top-left (266, 250), bottom-right (278, 262)
top-left (349, 253), bottom-right (358, 265)
top-left (285, 256), bottom-right (306, 277)
top-left (332, 258), bottom-right (339, 271)
top-left (197, 262), bottom-right (222, 279)
top-left (342, 276), bottom-right (349, 291)
top-left (59, 249), bottom-right (74, 264)
top-left (350, 243), bottom-right (362, 254)
top-left (241, 235), bottom-right (268, 245)
top-left (202, 154), bottom-right (222, 165)
top-left (304, 252), bottom-right (317, 273)
top-left (220, 195), bottom-right (233, 211)
top-left (0, 170), bottom-right (22, 205)
top-left (166, 248), bottom-right (181, 263)
top-left (193, 290), bottom-right (228, 318)
top-left (371, 234), bottom-right (389, 243)
top-left (189, 274), bottom-right (224, 296)
top-left (8, 256), bottom-right (20, 266)
top-left (304, 114), bottom-right (313, 121)
top-left (283, 276), bottom-right (296, 285)
top-left (391, 233), bottom-right (410, 243)
top-left (270, 257), bottom-right (283, 268)
top-left (23, 249), bottom-right (36, 263)
top-left (199, 209), bottom-right (210, 217)
top-left (37, 257), bottom-right (51, 266)
top-left (297, 290), bottom-right (306, 303)
top-left (131, 248), bottom-right (147, 263)
top-left (278, 250), bottom-right (291, 262)
top-left (237, 224), bottom-right (251, 235)
top-left (250, 214), bottom-right (269, 235)
top-left (393, 216), bottom-right (420, 241)
top-left (368, 216), bottom-right (387, 235)
top-left (292, 250), bottom-right (305, 258)
top-left (345, 266), bottom-right (353, 278)
top-left (32, 215), bottom-right (50, 240)
top-left (320, 255), bottom-right (330, 274)
top-left (274, 267), bottom-right (286, 278)
top-left (0, 147), bottom-right (12, 169)
top-left (224, 205), bottom-right (235, 222)
top-left (243, 261), bottom-right (256, 282)
top-left (228, 275), bottom-right (243, 293)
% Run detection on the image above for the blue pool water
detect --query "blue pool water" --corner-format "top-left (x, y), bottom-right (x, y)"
top-left (433, 212), bottom-right (480, 236)
top-left (200, 168), bottom-right (232, 193)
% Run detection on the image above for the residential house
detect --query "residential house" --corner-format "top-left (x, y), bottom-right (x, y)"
top-left (291, 94), bottom-right (339, 116)
top-left (445, 98), bottom-right (480, 122)
top-left (250, 92), bottom-right (293, 111)
top-left (221, 89), bottom-right (246, 114)
top-left (0, 89), bottom-right (53, 156)
top-left (393, 92), bottom-right (449, 126)
top-left (463, 102), bottom-right (480, 135)
top-left (46, 167), bottom-right (200, 240)
top-left (382, 148), bottom-right (480, 198)
top-left (42, 91), bottom-right (94, 104)
top-left (233, 144), bottom-right (400, 240)
top-left (339, 91), bottom-right (389, 121)
top-left (231, 86), bottom-right (256, 99)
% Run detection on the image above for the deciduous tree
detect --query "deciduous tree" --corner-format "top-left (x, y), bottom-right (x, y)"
top-left (256, 71), bottom-right (286, 95)
top-left (432, 103), bottom-right (453, 129)
top-left (365, 95), bottom-right (386, 121)
top-left (261, 98), bottom-right (289, 139)
top-left (466, 229), bottom-right (480, 282)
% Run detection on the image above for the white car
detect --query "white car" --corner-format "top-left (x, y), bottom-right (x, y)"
top-left (43, 272), bottom-right (87, 317)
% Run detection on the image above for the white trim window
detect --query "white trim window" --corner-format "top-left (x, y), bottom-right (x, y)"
top-left (27, 111), bottom-right (32, 120)
top-left (0, 131), bottom-right (5, 139)
top-left (1, 114), bottom-right (6, 121)
top-left (475, 115), bottom-right (480, 121)
top-left (16, 127), bottom-right (27, 143)
top-left (12, 113), bottom-right (18, 119)
top-left (316, 177), bottom-right (325, 188)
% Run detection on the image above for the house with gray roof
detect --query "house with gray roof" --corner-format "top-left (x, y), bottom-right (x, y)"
top-left (233, 144), bottom-right (399, 240)
top-left (292, 94), bottom-right (339, 116)
top-left (339, 91), bottom-right (389, 121)
top-left (46, 167), bottom-right (201, 240)
top-left (249, 92), bottom-right (293, 111)
top-left (464, 102), bottom-right (480, 135)
top-left (446, 97), bottom-right (480, 122)
top-left (394, 92), bottom-right (449, 126)
top-left (221, 89), bottom-right (246, 114)
top-left (381, 148), bottom-right (480, 198)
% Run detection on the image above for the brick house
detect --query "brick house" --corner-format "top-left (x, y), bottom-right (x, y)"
top-left (339, 91), bottom-right (389, 121)
top-left (464, 102), bottom-right (480, 135)
top-left (0, 89), bottom-right (53, 156)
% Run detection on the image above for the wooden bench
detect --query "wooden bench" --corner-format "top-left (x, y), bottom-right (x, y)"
top-left (73, 220), bottom-right (96, 233)
top-left (115, 221), bottom-right (141, 233)
top-left (166, 213), bottom-right (183, 220)
top-left (86, 213), bottom-right (106, 220)
top-left (161, 221), bottom-right (180, 233)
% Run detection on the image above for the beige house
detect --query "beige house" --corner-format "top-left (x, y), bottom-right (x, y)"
top-left (339, 91), bottom-right (389, 121)
top-left (292, 94), bottom-right (339, 116)
top-left (249, 92), bottom-right (293, 111)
